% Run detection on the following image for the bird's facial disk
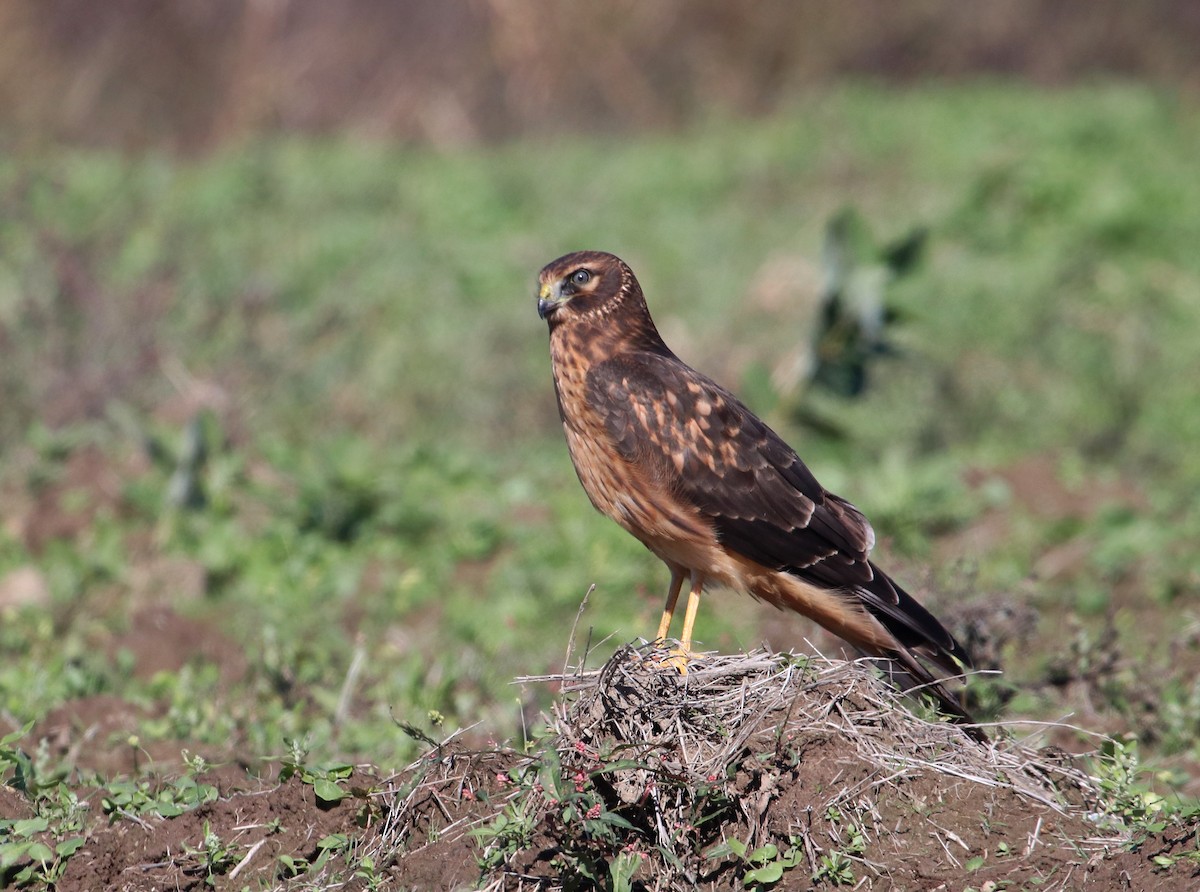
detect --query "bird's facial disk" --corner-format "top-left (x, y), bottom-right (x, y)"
top-left (537, 266), bottom-right (600, 320)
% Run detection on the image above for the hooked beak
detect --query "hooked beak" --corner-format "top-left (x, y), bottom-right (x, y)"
top-left (537, 280), bottom-right (563, 320)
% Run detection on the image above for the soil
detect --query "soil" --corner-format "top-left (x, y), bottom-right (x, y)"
top-left (5, 646), bottom-right (1198, 891)
top-left (55, 769), bottom-right (368, 892)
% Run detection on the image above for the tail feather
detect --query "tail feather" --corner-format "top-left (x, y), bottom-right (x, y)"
top-left (853, 565), bottom-right (986, 742)
top-left (874, 642), bottom-right (986, 743)
top-left (856, 563), bottom-right (973, 673)
top-left (767, 560), bottom-right (986, 741)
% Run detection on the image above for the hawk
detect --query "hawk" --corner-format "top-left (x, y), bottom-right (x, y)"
top-left (537, 250), bottom-right (979, 731)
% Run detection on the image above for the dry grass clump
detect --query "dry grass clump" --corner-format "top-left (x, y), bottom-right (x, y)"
top-left (548, 644), bottom-right (1040, 807)
top-left (379, 642), bottom-right (1135, 890)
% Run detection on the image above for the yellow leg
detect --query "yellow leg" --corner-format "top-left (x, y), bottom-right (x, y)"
top-left (654, 568), bottom-right (685, 641)
top-left (656, 573), bottom-right (705, 675)
top-left (677, 573), bottom-right (705, 655)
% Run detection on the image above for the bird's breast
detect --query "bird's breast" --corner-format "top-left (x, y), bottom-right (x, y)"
top-left (549, 328), bottom-right (707, 548)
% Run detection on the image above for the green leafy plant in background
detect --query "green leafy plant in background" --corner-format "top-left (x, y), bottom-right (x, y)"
top-left (808, 207), bottom-right (925, 400)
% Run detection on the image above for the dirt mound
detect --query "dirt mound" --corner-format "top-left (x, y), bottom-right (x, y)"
top-left (388, 645), bottom-right (1196, 891)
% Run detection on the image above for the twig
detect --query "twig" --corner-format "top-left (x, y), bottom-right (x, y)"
top-left (1025, 815), bottom-right (1044, 857)
top-left (563, 584), bottom-right (595, 675)
top-left (228, 838), bottom-right (266, 880)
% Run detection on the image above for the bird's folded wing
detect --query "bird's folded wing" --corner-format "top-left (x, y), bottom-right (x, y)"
top-left (586, 353), bottom-right (876, 582)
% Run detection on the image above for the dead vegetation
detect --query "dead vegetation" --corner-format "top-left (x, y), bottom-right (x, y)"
top-left (4, 0), bottom-right (1200, 150)
top-left (378, 644), bottom-right (1196, 891)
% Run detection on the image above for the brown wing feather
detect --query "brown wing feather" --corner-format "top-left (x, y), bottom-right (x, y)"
top-left (586, 352), bottom-right (972, 674)
top-left (588, 355), bottom-right (866, 571)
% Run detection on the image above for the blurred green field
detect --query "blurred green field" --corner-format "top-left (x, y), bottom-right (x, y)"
top-left (2, 82), bottom-right (1200, 793)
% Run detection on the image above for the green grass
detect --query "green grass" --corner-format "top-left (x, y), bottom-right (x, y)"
top-left (1, 82), bottom-right (1200, 793)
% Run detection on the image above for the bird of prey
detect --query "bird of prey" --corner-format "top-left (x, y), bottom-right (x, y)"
top-left (537, 250), bottom-right (979, 730)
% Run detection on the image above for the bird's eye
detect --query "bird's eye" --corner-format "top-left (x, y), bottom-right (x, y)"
top-left (571, 269), bottom-right (592, 286)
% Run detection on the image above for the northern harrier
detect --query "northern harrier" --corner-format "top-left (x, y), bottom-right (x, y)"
top-left (537, 251), bottom-right (979, 730)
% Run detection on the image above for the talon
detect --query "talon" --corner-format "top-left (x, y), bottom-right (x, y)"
top-left (665, 647), bottom-right (698, 675)
top-left (646, 642), bottom-right (700, 675)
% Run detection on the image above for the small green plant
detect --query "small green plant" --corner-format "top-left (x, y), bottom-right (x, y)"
top-left (0, 724), bottom-right (35, 795)
top-left (1089, 737), bottom-right (1200, 870)
top-left (1095, 738), bottom-right (1167, 832)
top-left (539, 746), bottom-right (646, 886)
top-left (813, 849), bottom-right (856, 886)
top-left (309, 832), bottom-right (353, 873)
top-left (466, 742), bottom-right (651, 887)
top-left (183, 820), bottom-right (240, 887)
top-left (353, 852), bottom-right (385, 891)
top-left (276, 852), bottom-right (307, 880)
top-left (0, 725), bottom-right (89, 885)
top-left (279, 739), bottom-right (355, 805)
top-left (99, 772), bottom-right (218, 819)
top-left (606, 849), bottom-right (642, 892)
top-left (808, 806), bottom-right (868, 886)
top-left (0, 816), bottom-right (85, 886)
top-left (469, 799), bottom-right (538, 872)
top-left (706, 836), bottom-right (805, 889)
top-left (823, 806), bottom-right (867, 856)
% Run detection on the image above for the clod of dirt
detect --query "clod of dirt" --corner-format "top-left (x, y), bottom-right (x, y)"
top-left (0, 785), bottom-right (34, 823)
top-left (105, 605), bottom-right (248, 683)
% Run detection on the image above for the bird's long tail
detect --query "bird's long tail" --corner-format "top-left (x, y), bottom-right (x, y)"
top-left (853, 563), bottom-right (986, 743)
top-left (762, 559), bottom-right (987, 742)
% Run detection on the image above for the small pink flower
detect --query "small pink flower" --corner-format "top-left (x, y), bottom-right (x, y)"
top-left (462, 788), bottom-right (475, 801)
top-left (495, 772), bottom-right (508, 786)
top-left (586, 803), bottom-right (602, 819)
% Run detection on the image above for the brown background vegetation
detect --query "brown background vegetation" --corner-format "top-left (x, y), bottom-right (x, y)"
top-left (2, 0), bottom-right (1199, 152)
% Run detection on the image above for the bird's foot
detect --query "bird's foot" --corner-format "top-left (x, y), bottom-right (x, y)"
top-left (664, 648), bottom-right (695, 675)
top-left (647, 640), bottom-right (701, 675)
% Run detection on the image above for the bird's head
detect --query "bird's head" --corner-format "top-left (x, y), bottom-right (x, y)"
top-left (537, 251), bottom-right (634, 327)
